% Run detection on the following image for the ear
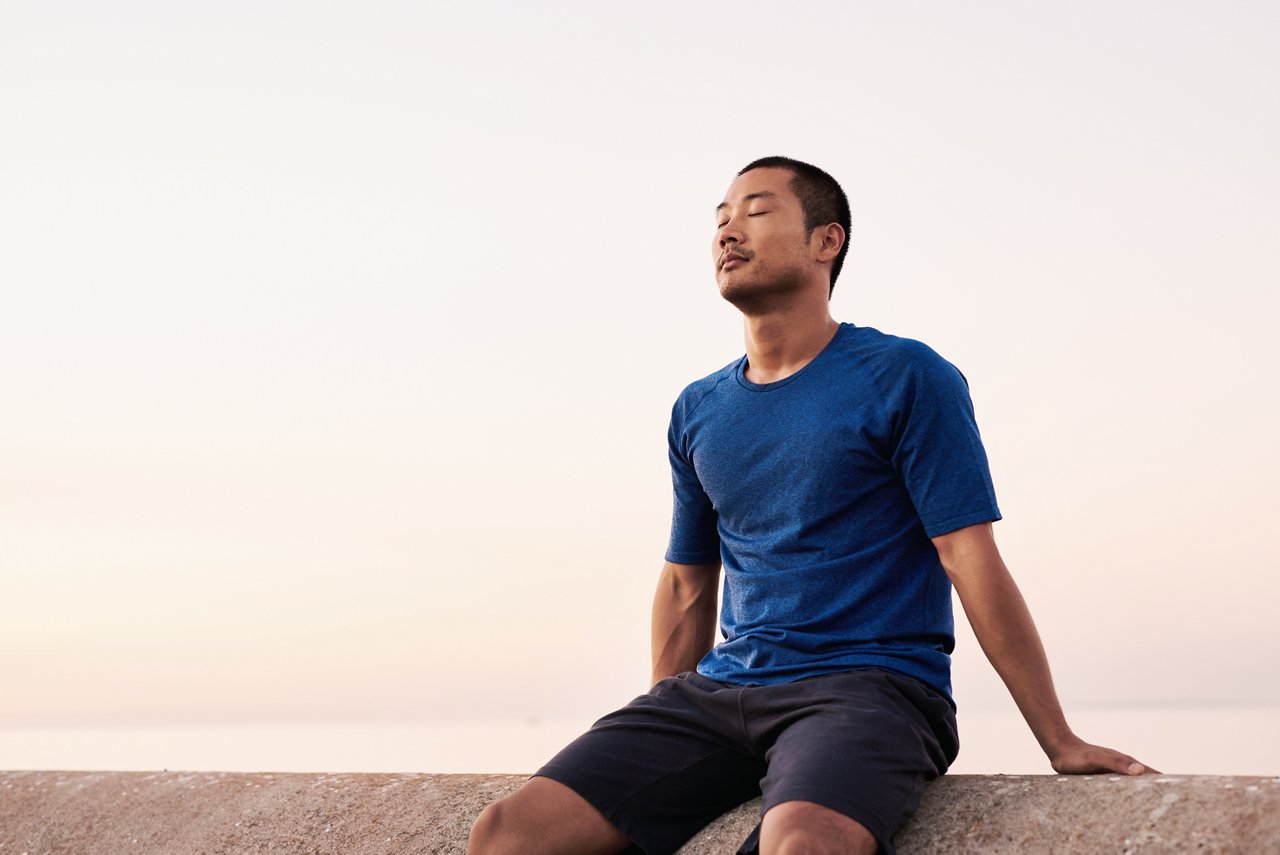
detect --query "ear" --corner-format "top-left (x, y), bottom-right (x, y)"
top-left (812, 223), bottom-right (845, 264)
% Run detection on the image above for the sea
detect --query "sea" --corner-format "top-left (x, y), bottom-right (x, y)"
top-left (2, 706), bottom-right (1277, 776)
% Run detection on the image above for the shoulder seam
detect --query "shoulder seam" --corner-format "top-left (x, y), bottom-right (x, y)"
top-left (682, 362), bottom-right (739, 421)
top-left (845, 347), bottom-right (894, 450)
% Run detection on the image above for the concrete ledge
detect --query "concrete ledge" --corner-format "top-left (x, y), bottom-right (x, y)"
top-left (2, 770), bottom-right (1277, 853)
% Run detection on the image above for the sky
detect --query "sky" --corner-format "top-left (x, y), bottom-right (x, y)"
top-left (2, 0), bottom-right (1278, 766)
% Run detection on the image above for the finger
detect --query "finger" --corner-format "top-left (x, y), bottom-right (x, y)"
top-left (1110, 751), bottom-right (1161, 775)
top-left (1105, 752), bottom-right (1146, 773)
top-left (1094, 749), bottom-right (1147, 776)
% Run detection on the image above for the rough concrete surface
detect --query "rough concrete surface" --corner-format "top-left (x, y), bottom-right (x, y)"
top-left (1, 770), bottom-right (1277, 854)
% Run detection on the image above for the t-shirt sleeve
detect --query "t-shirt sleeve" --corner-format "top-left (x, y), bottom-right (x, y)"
top-left (887, 343), bottom-right (1002, 538)
top-left (664, 399), bottom-right (721, 565)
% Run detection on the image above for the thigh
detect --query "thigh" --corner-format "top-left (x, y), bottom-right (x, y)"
top-left (751, 670), bottom-right (956, 855)
top-left (536, 673), bottom-right (766, 855)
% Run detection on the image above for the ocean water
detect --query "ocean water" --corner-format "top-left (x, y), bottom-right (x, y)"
top-left (2, 707), bottom-right (1276, 777)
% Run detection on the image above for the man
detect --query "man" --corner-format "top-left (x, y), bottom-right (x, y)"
top-left (468, 156), bottom-right (1154, 855)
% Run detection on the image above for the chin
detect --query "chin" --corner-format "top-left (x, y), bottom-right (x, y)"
top-left (718, 275), bottom-right (801, 315)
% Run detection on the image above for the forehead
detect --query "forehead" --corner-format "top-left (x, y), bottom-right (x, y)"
top-left (717, 167), bottom-right (799, 210)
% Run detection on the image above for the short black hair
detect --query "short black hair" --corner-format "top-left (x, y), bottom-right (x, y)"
top-left (737, 156), bottom-right (851, 297)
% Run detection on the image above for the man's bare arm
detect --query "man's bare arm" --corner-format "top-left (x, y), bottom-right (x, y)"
top-left (651, 560), bottom-right (721, 685)
top-left (931, 522), bottom-right (1158, 775)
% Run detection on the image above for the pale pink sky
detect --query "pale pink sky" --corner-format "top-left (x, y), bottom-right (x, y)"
top-left (2, 1), bottom-right (1277, 773)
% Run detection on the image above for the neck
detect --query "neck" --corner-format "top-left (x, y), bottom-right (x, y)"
top-left (741, 296), bottom-right (840, 384)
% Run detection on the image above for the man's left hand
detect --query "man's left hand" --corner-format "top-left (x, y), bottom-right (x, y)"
top-left (1049, 736), bottom-right (1160, 775)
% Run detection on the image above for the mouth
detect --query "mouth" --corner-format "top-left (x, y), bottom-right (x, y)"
top-left (719, 251), bottom-right (749, 271)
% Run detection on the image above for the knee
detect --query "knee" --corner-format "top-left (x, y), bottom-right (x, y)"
top-left (769, 834), bottom-right (869, 855)
top-left (468, 775), bottom-right (629, 855)
top-left (768, 829), bottom-right (877, 855)
top-left (467, 798), bottom-right (517, 855)
top-left (762, 801), bottom-right (879, 855)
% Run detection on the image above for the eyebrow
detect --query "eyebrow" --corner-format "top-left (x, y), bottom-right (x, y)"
top-left (715, 191), bottom-right (777, 214)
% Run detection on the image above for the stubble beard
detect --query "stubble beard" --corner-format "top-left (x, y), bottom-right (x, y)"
top-left (717, 264), bottom-right (809, 317)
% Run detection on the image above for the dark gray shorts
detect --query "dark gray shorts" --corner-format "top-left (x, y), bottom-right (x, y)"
top-left (535, 668), bottom-right (959, 855)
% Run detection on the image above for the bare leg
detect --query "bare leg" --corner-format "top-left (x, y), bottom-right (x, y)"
top-left (467, 775), bottom-right (633, 855)
top-left (759, 800), bottom-right (878, 855)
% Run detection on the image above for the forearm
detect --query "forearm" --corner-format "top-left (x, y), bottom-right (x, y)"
top-left (950, 557), bottom-right (1076, 756)
top-left (937, 523), bottom-right (1154, 775)
top-left (650, 561), bottom-right (720, 684)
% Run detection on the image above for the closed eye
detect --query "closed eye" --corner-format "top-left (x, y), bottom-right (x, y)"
top-left (717, 211), bottom-right (768, 228)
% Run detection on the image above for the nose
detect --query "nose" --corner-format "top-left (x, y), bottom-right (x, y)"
top-left (717, 217), bottom-right (743, 249)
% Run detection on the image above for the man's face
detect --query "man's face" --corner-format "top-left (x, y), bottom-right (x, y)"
top-left (712, 167), bottom-right (816, 311)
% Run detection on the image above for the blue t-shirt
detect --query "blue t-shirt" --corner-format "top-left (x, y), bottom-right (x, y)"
top-left (664, 322), bottom-right (1001, 702)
